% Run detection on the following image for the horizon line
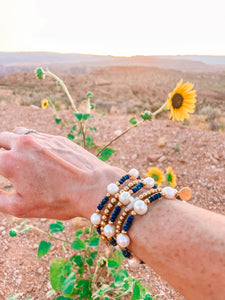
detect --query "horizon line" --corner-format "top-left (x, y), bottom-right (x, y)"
top-left (0, 50), bottom-right (225, 58)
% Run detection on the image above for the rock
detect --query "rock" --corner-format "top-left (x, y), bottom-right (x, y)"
top-left (158, 137), bottom-right (166, 147)
top-left (147, 154), bottom-right (161, 162)
top-left (158, 155), bottom-right (166, 162)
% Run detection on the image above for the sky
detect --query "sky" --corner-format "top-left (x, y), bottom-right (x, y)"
top-left (0, 0), bottom-right (225, 56)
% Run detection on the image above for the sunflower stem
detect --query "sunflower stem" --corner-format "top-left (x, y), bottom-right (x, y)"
top-left (152, 101), bottom-right (167, 116)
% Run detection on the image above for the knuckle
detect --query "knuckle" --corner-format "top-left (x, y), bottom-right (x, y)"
top-left (17, 135), bottom-right (35, 148)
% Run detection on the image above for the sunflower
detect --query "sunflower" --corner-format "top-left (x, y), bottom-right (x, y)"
top-left (166, 166), bottom-right (177, 188)
top-left (145, 167), bottom-right (165, 185)
top-left (166, 79), bottom-right (196, 121)
top-left (41, 98), bottom-right (48, 109)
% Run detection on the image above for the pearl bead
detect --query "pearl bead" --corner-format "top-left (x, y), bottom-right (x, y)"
top-left (128, 168), bottom-right (139, 180)
top-left (162, 187), bottom-right (177, 199)
top-left (116, 233), bottom-right (130, 248)
top-left (90, 213), bottom-right (101, 225)
top-left (107, 183), bottom-right (119, 195)
top-left (143, 177), bottom-right (155, 189)
top-left (128, 256), bottom-right (141, 268)
top-left (103, 224), bottom-right (115, 238)
top-left (119, 191), bottom-right (131, 205)
top-left (127, 196), bottom-right (139, 210)
top-left (134, 200), bottom-right (148, 215)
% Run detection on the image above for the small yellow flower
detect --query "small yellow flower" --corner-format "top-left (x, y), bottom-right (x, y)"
top-left (145, 167), bottom-right (165, 185)
top-left (166, 79), bottom-right (196, 121)
top-left (41, 98), bottom-right (48, 109)
top-left (166, 166), bottom-right (177, 188)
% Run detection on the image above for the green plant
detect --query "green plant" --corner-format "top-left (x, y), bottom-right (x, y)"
top-left (9, 220), bottom-right (156, 299)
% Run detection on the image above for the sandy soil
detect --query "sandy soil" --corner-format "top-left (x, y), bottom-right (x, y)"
top-left (0, 104), bottom-right (224, 299)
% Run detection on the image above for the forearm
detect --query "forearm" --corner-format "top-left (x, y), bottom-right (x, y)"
top-left (128, 199), bottom-right (225, 300)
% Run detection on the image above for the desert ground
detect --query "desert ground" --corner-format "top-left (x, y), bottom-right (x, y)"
top-left (0, 66), bottom-right (224, 299)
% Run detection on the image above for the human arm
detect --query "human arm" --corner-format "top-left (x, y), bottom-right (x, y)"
top-left (0, 129), bottom-right (224, 299)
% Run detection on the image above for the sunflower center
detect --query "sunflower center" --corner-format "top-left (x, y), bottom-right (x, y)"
top-left (172, 93), bottom-right (183, 109)
top-left (166, 173), bottom-right (172, 182)
top-left (151, 174), bottom-right (159, 181)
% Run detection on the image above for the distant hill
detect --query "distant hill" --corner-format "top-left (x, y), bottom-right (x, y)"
top-left (0, 52), bottom-right (225, 76)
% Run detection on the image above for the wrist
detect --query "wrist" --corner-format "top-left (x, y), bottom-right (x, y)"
top-left (77, 165), bottom-right (126, 220)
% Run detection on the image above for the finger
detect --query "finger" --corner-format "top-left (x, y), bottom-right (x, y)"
top-left (0, 132), bottom-right (17, 150)
top-left (0, 151), bottom-right (14, 178)
top-left (0, 190), bottom-right (23, 217)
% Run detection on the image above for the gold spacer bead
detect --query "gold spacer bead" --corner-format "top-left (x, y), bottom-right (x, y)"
top-left (101, 232), bottom-right (105, 236)
top-left (116, 229), bottom-right (120, 234)
top-left (145, 199), bottom-right (150, 204)
top-left (128, 182), bottom-right (133, 188)
top-left (122, 212), bottom-right (127, 217)
top-left (131, 210), bottom-right (137, 216)
top-left (120, 216), bottom-right (124, 221)
top-left (125, 207), bottom-right (130, 213)
top-left (101, 221), bottom-right (106, 226)
top-left (122, 230), bottom-right (127, 234)
top-left (143, 192), bottom-right (147, 198)
top-left (118, 220), bottom-right (122, 225)
top-left (139, 194), bottom-right (143, 200)
top-left (108, 220), bottom-right (114, 225)
top-left (96, 209), bottom-right (100, 213)
top-left (116, 181), bottom-right (120, 186)
top-left (124, 186), bottom-right (129, 191)
top-left (116, 225), bottom-right (121, 229)
top-left (104, 209), bottom-right (110, 215)
top-left (102, 215), bottom-right (107, 221)
top-left (111, 198), bottom-right (117, 204)
top-left (130, 190), bottom-right (134, 195)
top-left (107, 203), bottom-right (113, 210)
top-left (94, 224), bottom-right (99, 228)
top-left (117, 201), bottom-right (123, 207)
top-left (115, 193), bottom-right (120, 199)
top-left (106, 193), bottom-right (110, 197)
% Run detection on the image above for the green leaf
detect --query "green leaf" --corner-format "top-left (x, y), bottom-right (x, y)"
top-left (90, 127), bottom-right (97, 131)
top-left (90, 251), bottom-right (98, 259)
top-left (97, 148), bottom-right (116, 162)
top-left (76, 280), bottom-right (91, 298)
top-left (9, 230), bottom-right (17, 237)
top-left (50, 258), bottom-right (73, 292)
top-left (54, 297), bottom-right (74, 300)
top-left (90, 103), bottom-right (95, 109)
top-left (144, 294), bottom-right (153, 300)
top-left (86, 258), bottom-right (94, 266)
top-left (71, 237), bottom-right (86, 250)
top-left (71, 125), bottom-right (76, 131)
top-left (83, 113), bottom-right (92, 120)
top-left (67, 133), bottom-right (75, 140)
top-left (7, 294), bottom-right (22, 300)
top-left (84, 226), bottom-right (90, 234)
top-left (87, 236), bottom-right (99, 247)
top-left (74, 229), bottom-right (83, 237)
top-left (25, 297), bottom-right (34, 300)
top-left (129, 117), bottom-right (137, 125)
top-left (108, 259), bottom-right (119, 269)
top-left (131, 281), bottom-right (141, 300)
top-left (50, 221), bottom-right (65, 233)
top-left (86, 92), bottom-right (93, 99)
top-left (113, 250), bottom-right (124, 268)
top-left (37, 241), bottom-right (51, 258)
top-left (62, 272), bottom-right (76, 295)
top-left (70, 254), bottom-right (83, 267)
top-left (55, 118), bottom-right (62, 124)
top-left (112, 269), bottom-right (129, 284)
top-left (140, 110), bottom-right (152, 121)
top-left (85, 135), bottom-right (95, 147)
top-left (74, 112), bottom-right (83, 121)
top-left (35, 67), bottom-right (44, 80)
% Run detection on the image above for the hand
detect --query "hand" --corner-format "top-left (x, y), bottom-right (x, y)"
top-left (0, 128), bottom-right (125, 220)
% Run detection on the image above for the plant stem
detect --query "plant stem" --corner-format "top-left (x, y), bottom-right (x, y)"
top-left (96, 101), bottom-right (167, 157)
top-left (25, 225), bottom-right (71, 244)
top-left (96, 119), bottom-right (145, 157)
top-left (45, 69), bottom-right (78, 112)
